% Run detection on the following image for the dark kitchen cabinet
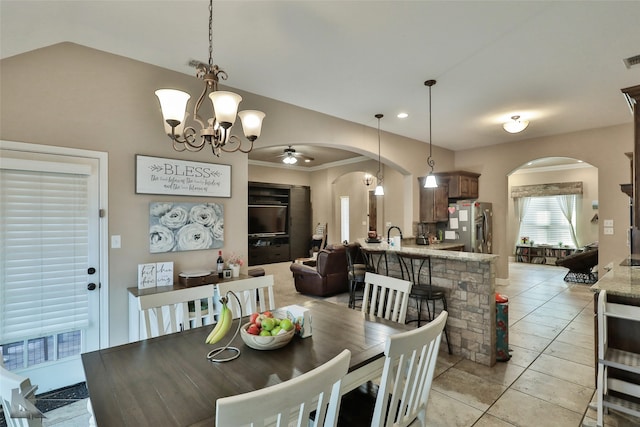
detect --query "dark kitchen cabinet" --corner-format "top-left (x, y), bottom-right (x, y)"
top-left (436, 171), bottom-right (480, 199)
top-left (419, 177), bottom-right (449, 223)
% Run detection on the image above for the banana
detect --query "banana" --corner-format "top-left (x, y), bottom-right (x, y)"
top-left (205, 300), bottom-right (233, 344)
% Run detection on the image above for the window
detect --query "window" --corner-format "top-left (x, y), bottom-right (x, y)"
top-left (519, 195), bottom-right (577, 247)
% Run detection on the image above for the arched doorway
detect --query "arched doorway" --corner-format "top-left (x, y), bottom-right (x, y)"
top-left (507, 156), bottom-right (599, 262)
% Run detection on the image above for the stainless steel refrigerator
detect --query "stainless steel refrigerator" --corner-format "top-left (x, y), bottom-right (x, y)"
top-left (440, 200), bottom-right (493, 253)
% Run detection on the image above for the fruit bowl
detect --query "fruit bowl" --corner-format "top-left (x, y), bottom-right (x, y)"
top-left (240, 322), bottom-right (295, 350)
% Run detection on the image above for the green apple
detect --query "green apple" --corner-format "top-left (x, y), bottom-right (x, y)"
top-left (270, 326), bottom-right (282, 336)
top-left (261, 317), bottom-right (276, 331)
top-left (259, 330), bottom-right (272, 337)
top-left (279, 318), bottom-right (294, 331)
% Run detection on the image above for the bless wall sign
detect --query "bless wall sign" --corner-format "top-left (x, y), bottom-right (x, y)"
top-left (135, 155), bottom-right (231, 197)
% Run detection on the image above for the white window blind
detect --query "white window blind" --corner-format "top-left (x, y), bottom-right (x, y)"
top-left (519, 195), bottom-right (576, 247)
top-left (0, 168), bottom-right (90, 342)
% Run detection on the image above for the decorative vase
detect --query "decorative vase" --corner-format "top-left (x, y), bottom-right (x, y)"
top-left (231, 264), bottom-right (240, 277)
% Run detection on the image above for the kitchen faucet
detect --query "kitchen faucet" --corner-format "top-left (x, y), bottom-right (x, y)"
top-left (387, 226), bottom-right (403, 244)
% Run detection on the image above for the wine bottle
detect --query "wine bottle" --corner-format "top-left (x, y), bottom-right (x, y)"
top-left (216, 250), bottom-right (224, 278)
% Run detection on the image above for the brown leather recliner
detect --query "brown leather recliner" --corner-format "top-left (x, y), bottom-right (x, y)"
top-left (290, 244), bottom-right (349, 296)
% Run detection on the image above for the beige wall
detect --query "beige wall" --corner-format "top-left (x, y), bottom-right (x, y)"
top-left (248, 164), bottom-right (311, 187)
top-left (1, 43), bottom-right (456, 346)
top-left (2, 43), bottom-right (633, 346)
top-left (508, 165), bottom-right (600, 253)
top-left (455, 125), bottom-right (632, 278)
top-left (0, 43), bottom-right (254, 346)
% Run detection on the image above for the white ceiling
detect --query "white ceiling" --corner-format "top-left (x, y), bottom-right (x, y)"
top-left (2, 1), bottom-right (640, 166)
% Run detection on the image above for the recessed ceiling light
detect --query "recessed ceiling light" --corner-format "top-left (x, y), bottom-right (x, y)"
top-left (577, 160), bottom-right (583, 163)
top-left (527, 162), bottom-right (533, 166)
top-left (397, 112), bottom-right (408, 119)
top-left (304, 159), bottom-right (311, 163)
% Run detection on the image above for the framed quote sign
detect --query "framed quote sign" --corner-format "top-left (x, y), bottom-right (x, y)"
top-left (136, 155), bottom-right (231, 197)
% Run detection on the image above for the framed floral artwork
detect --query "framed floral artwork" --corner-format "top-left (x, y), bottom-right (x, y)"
top-left (149, 202), bottom-right (223, 253)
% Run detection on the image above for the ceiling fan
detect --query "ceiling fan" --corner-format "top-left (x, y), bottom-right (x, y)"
top-left (277, 146), bottom-right (314, 165)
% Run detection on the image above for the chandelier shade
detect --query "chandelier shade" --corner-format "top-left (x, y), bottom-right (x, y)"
top-left (155, 0), bottom-right (265, 156)
top-left (156, 89), bottom-right (190, 126)
top-left (209, 91), bottom-right (242, 128)
top-left (238, 110), bottom-right (266, 140)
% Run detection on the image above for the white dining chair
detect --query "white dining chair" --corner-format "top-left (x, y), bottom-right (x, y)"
top-left (373, 310), bottom-right (447, 426)
top-left (216, 349), bottom-right (351, 427)
top-left (217, 274), bottom-right (276, 318)
top-left (361, 272), bottom-right (412, 324)
top-left (0, 361), bottom-right (44, 427)
top-left (137, 284), bottom-right (216, 338)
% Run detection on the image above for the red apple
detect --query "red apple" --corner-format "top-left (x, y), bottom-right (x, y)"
top-left (250, 312), bottom-right (260, 324)
top-left (247, 324), bottom-right (260, 335)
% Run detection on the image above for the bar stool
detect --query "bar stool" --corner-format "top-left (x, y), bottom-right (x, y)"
top-left (345, 243), bottom-right (370, 309)
top-left (361, 248), bottom-right (388, 276)
top-left (397, 252), bottom-right (452, 354)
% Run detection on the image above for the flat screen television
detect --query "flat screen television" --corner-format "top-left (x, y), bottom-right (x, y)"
top-left (248, 205), bottom-right (288, 236)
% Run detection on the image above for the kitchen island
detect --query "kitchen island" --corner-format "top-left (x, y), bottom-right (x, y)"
top-left (358, 239), bottom-right (499, 366)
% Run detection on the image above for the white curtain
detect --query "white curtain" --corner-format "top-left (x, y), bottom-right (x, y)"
top-left (557, 195), bottom-right (579, 248)
top-left (515, 197), bottom-right (531, 244)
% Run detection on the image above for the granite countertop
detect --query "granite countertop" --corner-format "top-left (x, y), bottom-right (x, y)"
top-left (357, 238), bottom-right (498, 262)
top-left (591, 257), bottom-right (640, 297)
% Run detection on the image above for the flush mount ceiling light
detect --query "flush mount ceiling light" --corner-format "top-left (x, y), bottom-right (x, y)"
top-left (155, 0), bottom-right (265, 157)
top-left (424, 79), bottom-right (438, 188)
top-left (374, 114), bottom-right (385, 196)
top-left (503, 115), bottom-right (529, 133)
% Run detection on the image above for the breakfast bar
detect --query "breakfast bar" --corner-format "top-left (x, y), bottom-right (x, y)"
top-left (358, 239), bottom-right (499, 366)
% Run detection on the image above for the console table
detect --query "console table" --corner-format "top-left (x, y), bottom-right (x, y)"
top-left (515, 244), bottom-right (575, 265)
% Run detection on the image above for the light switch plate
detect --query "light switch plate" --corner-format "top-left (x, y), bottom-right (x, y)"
top-left (604, 219), bottom-right (614, 227)
top-left (604, 227), bottom-right (614, 235)
top-left (111, 235), bottom-right (121, 248)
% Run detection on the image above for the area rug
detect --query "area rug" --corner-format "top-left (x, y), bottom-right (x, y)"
top-left (0, 382), bottom-right (88, 427)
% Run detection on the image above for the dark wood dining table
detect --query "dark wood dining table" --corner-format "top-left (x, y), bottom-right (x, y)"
top-left (82, 299), bottom-right (412, 426)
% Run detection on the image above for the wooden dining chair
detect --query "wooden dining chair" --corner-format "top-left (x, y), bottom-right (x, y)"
top-left (339, 311), bottom-right (448, 427)
top-left (137, 284), bottom-right (216, 338)
top-left (216, 274), bottom-right (276, 318)
top-left (361, 272), bottom-right (412, 324)
top-left (216, 349), bottom-right (351, 427)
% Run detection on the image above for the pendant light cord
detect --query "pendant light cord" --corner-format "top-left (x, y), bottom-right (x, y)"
top-left (425, 80), bottom-right (436, 172)
top-left (375, 114), bottom-right (383, 180)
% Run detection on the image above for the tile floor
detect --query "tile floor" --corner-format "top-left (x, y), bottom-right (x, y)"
top-left (24, 262), bottom-right (640, 426)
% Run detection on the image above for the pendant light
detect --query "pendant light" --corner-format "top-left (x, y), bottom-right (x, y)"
top-left (424, 79), bottom-right (438, 188)
top-left (374, 114), bottom-right (385, 196)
